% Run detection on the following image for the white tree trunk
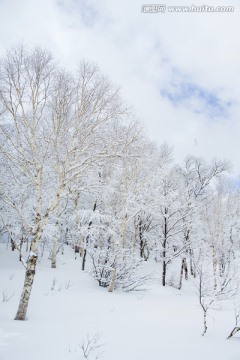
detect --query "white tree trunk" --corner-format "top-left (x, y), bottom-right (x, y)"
top-left (108, 267), bottom-right (117, 293)
top-left (14, 252), bottom-right (38, 320)
top-left (51, 237), bottom-right (57, 268)
top-left (212, 240), bottom-right (217, 290)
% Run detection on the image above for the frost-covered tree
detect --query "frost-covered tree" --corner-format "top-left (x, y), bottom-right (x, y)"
top-left (0, 44), bottom-right (132, 320)
top-left (175, 156), bottom-right (231, 288)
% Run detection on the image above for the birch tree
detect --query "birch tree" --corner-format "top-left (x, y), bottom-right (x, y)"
top-left (0, 44), bottom-right (129, 320)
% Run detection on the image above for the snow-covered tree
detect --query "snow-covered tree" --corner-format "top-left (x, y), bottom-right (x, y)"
top-left (0, 45), bottom-right (133, 320)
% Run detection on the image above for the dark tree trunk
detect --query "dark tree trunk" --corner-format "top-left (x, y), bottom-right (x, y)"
top-left (162, 258), bottom-right (167, 286)
top-left (227, 327), bottom-right (240, 339)
top-left (183, 258), bottom-right (188, 280)
top-left (81, 201), bottom-right (97, 271)
top-left (82, 249), bottom-right (87, 271)
top-left (190, 248), bottom-right (196, 277)
top-left (162, 208), bottom-right (168, 286)
top-left (11, 238), bottom-right (16, 251)
top-left (139, 220), bottom-right (144, 258)
top-left (178, 257), bottom-right (188, 289)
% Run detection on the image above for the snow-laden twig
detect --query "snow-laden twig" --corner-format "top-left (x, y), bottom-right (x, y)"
top-left (79, 333), bottom-right (104, 360)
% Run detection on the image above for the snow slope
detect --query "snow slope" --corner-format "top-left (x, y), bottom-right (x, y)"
top-left (0, 244), bottom-right (239, 360)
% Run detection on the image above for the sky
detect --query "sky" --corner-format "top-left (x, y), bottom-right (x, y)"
top-left (0, 0), bottom-right (239, 177)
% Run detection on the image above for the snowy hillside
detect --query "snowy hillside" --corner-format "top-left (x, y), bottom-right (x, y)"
top-left (0, 244), bottom-right (239, 360)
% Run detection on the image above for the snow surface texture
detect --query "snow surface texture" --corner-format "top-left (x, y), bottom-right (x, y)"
top-left (0, 244), bottom-right (239, 360)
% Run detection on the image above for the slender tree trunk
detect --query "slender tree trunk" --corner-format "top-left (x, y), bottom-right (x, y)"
top-left (133, 222), bottom-right (138, 256)
top-left (227, 327), bottom-right (240, 339)
top-left (19, 245), bottom-right (22, 262)
top-left (51, 237), bottom-right (57, 268)
top-left (120, 219), bottom-right (127, 262)
top-left (19, 234), bottom-right (24, 262)
top-left (81, 202), bottom-right (97, 270)
top-left (74, 192), bottom-right (81, 259)
top-left (108, 267), bottom-right (117, 293)
top-left (183, 258), bottom-right (188, 280)
top-left (14, 253), bottom-right (38, 320)
top-left (190, 248), bottom-right (195, 277)
top-left (179, 259), bottom-right (184, 290)
top-left (82, 249), bottom-right (87, 271)
top-left (162, 208), bottom-right (168, 286)
top-left (179, 258), bottom-right (188, 290)
top-left (139, 220), bottom-right (144, 258)
top-left (41, 240), bottom-right (46, 258)
top-left (11, 238), bottom-right (16, 251)
top-left (25, 238), bottom-right (29, 252)
top-left (212, 240), bottom-right (217, 290)
top-left (108, 241), bottom-right (119, 292)
top-left (162, 258), bottom-right (167, 286)
top-left (202, 309), bottom-right (207, 336)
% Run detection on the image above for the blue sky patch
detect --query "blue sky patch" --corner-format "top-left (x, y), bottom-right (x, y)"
top-left (161, 79), bottom-right (233, 119)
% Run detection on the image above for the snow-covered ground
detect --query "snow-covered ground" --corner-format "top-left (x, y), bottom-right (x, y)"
top-left (0, 244), bottom-right (239, 360)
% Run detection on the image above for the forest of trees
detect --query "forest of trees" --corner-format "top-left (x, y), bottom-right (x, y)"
top-left (0, 45), bottom-right (239, 337)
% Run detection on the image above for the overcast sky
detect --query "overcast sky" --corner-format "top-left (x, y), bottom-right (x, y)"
top-left (0, 0), bottom-right (239, 178)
